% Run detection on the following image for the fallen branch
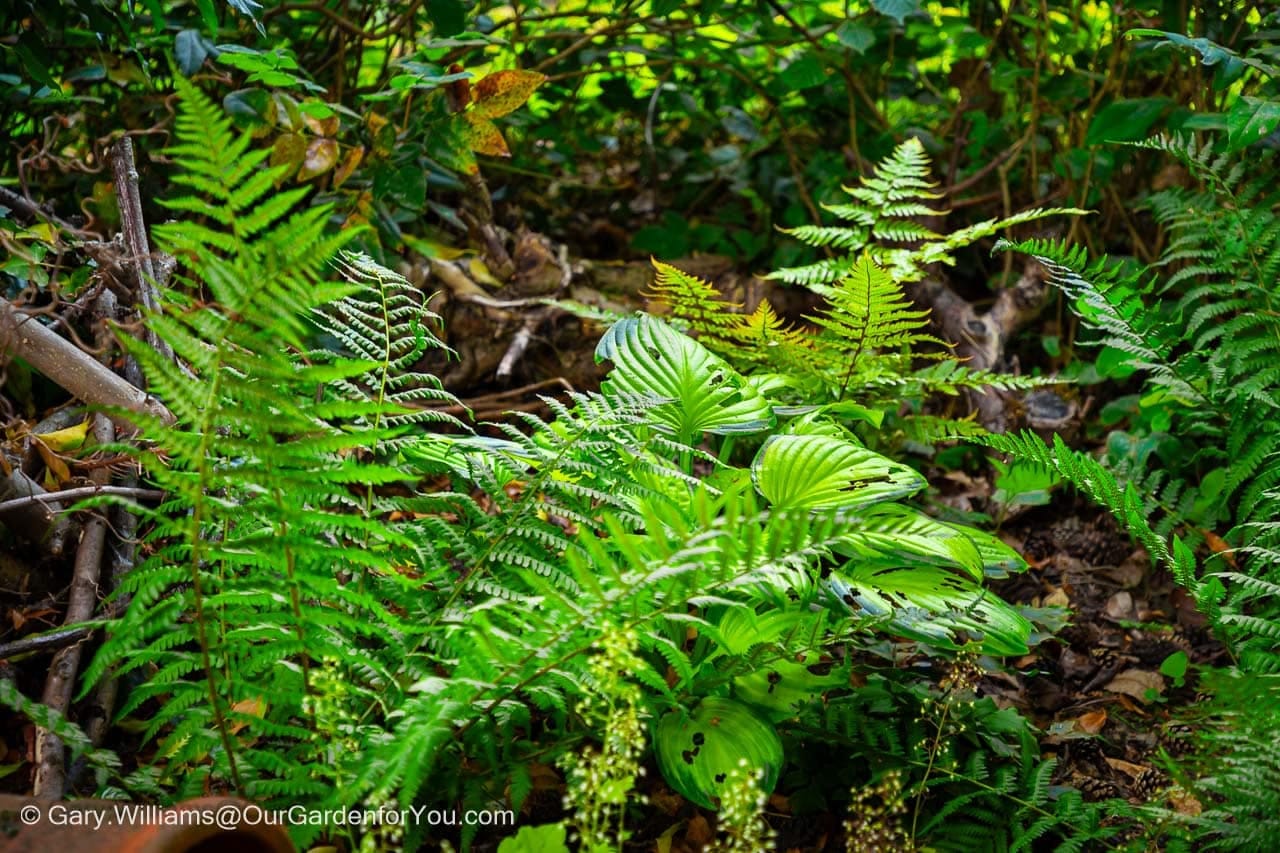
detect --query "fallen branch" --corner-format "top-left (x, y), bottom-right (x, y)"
top-left (0, 299), bottom-right (175, 428)
top-left (911, 260), bottom-right (1050, 432)
top-left (0, 626), bottom-right (93, 661)
top-left (109, 138), bottom-right (174, 364)
top-left (0, 467), bottom-right (75, 555)
top-left (34, 414), bottom-right (113, 800)
top-left (0, 484), bottom-right (163, 515)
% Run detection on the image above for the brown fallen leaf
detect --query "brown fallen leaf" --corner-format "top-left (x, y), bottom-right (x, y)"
top-left (1104, 669), bottom-right (1165, 702)
top-left (684, 813), bottom-right (714, 846)
top-left (1103, 757), bottom-right (1148, 778)
top-left (1044, 586), bottom-right (1071, 607)
top-left (1169, 788), bottom-right (1203, 816)
top-left (1077, 709), bottom-right (1108, 735)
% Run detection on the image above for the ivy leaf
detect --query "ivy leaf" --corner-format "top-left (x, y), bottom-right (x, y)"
top-left (471, 69), bottom-right (547, 119)
top-left (653, 697), bottom-right (782, 810)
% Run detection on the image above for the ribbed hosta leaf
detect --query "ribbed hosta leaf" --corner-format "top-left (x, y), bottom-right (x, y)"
top-left (829, 564), bottom-right (1032, 655)
top-left (751, 434), bottom-right (925, 511)
top-left (713, 608), bottom-right (842, 721)
top-left (653, 697), bottom-right (782, 809)
top-left (596, 314), bottom-right (775, 438)
top-left (833, 504), bottom-right (985, 581)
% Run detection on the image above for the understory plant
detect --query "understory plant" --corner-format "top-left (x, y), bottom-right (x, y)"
top-left (987, 28), bottom-right (1280, 851)
top-left (647, 137), bottom-right (1079, 449)
top-left (4, 81), bottom-right (1114, 853)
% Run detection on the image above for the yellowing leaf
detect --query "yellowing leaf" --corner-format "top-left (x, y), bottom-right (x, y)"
top-left (303, 111), bottom-right (339, 137)
top-left (37, 420), bottom-right (90, 452)
top-left (35, 442), bottom-right (71, 484)
top-left (471, 69), bottom-right (546, 119)
top-left (229, 696), bottom-right (267, 735)
top-left (23, 223), bottom-right (58, 245)
top-left (467, 257), bottom-right (503, 289)
top-left (461, 115), bottom-right (509, 157)
top-left (298, 138), bottom-right (339, 181)
top-left (270, 132), bottom-right (307, 178)
top-left (333, 145), bottom-right (364, 188)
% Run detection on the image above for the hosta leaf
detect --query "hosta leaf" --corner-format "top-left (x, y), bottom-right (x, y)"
top-left (833, 504), bottom-right (985, 581)
top-left (653, 697), bottom-right (782, 809)
top-left (712, 607), bottom-right (841, 719)
top-left (596, 315), bottom-right (775, 438)
top-left (828, 565), bottom-right (1032, 656)
top-left (751, 434), bottom-right (925, 511)
top-left (967, 528), bottom-right (1029, 579)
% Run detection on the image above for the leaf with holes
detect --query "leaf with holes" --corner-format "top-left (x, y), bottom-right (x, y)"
top-left (596, 315), bottom-right (775, 439)
top-left (833, 504), bottom-right (985, 580)
top-left (751, 434), bottom-right (925, 511)
top-left (829, 564), bottom-right (1032, 655)
top-left (653, 697), bottom-right (782, 809)
top-left (715, 608), bottom-right (842, 721)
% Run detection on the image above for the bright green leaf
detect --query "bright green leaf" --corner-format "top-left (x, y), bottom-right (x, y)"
top-left (653, 697), bottom-right (782, 810)
top-left (751, 434), bottom-right (925, 511)
top-left (596, 315), bottom-right (776, 438)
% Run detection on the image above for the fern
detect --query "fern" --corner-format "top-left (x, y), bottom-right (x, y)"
top-left (770, 137), bottom-right (1081, 286)
top-left (648, 141), bottom-right (1063, 450)
top-left (81, 77), bottom-right (452, 845)
top-left (312, 250), bottom-right (464, 448)
top-left (996, 135), bottom-right (1280, 665)
top-left (976, 430), bottom-right (1198, 589)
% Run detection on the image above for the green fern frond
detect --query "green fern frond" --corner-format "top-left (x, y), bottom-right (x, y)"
top-left (644, 258), bottom-right (742, 347)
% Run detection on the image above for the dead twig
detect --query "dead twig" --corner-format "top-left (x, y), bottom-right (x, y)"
top-left (108, 138), bottom-right (174, 364)
top-left (0, 626), bottom-right (94, 661)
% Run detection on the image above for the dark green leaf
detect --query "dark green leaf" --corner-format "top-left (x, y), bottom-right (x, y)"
top-left (174, 29), bottom-right (209, 76)
top-left (1226, 96), bottom-right (1280, 152)
top-left (836, 21), bottom-right (876, 54)
top-left (872, 0), bottom-right (920, 25)
top-left (1085, 98), bottom-right (1169, 145)
top-left (426, 0), bottom-right (468, 37)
